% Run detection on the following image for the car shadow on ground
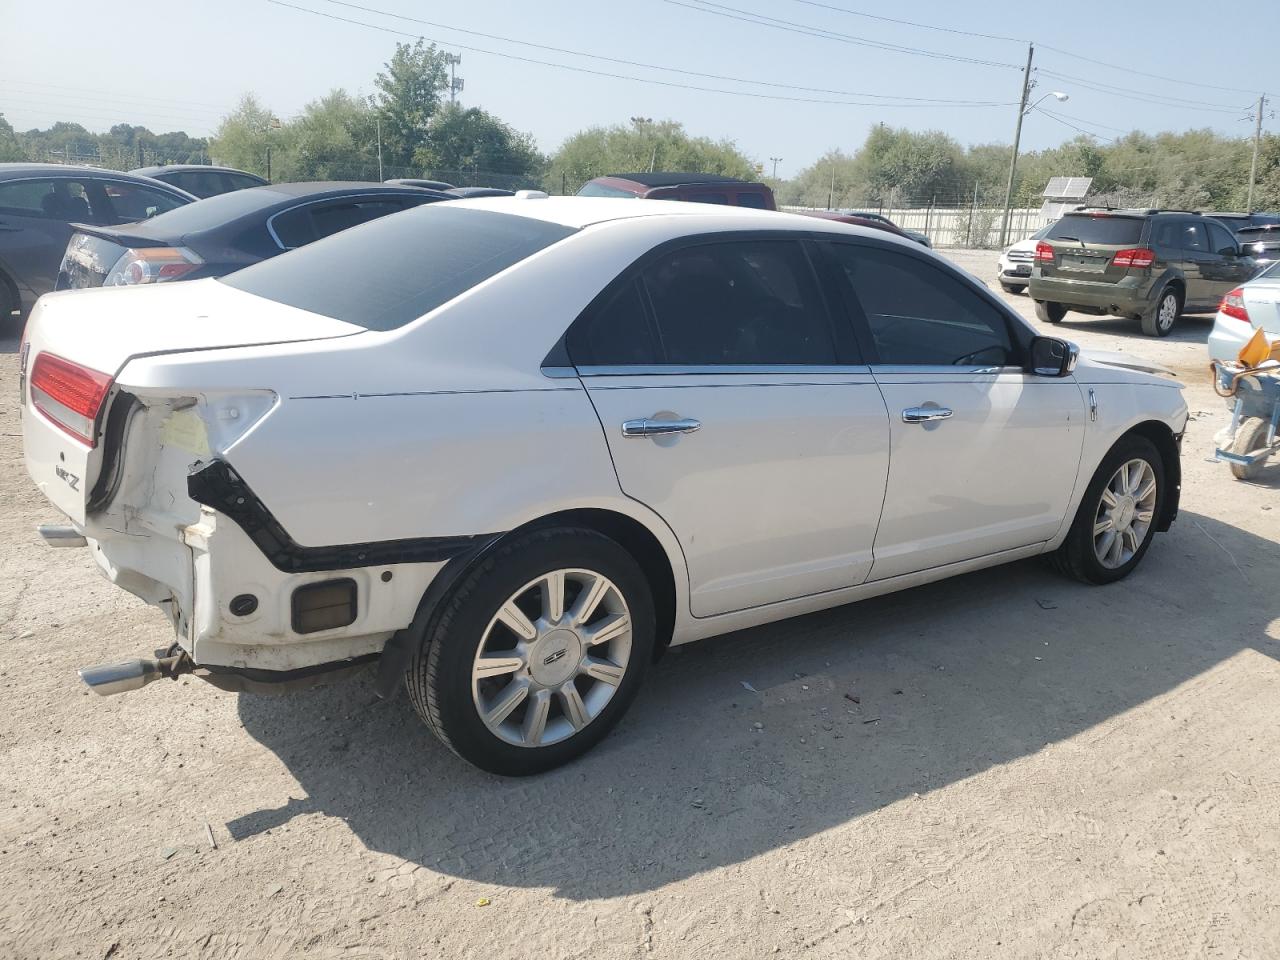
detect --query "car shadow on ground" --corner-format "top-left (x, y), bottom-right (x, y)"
top-left (230, 511), bottom-right (1279, 900)
top-left (1049, 312), bottom-right (1215, 347)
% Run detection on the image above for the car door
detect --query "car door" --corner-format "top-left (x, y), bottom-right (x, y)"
top-left (1175, 219), bottom-right (1217, 309)
top-left (1204, 219), bottom-right (1254, 299)
top-left (568, 235), bottom-right (891, 617)
top-left (0, 177), bottom-right (110, 308)
top-left (820, 239), bottom-right (1085, 581)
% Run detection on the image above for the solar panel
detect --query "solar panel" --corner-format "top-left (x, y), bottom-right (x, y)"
top-left (1043, 176), bottom-right (1092, 199)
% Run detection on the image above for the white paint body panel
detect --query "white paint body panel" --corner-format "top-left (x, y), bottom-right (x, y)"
top-left (19, 197), bottom-right (1188, 673)
top-left (582, 370), bottom-right (890, 616)
top-left (870, 369), bottom-right (1084, 579)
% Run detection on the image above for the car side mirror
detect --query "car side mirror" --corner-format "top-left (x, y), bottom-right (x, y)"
top-left (1219, 246), bottom-right (1238, 257)
top-left (1029, 336), bottom-right (1078, 377)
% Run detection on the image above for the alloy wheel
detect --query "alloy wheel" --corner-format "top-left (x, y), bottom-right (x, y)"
top-left (1157, 293), bottom-right (1178, 332)
top-left (471, 568), bottom-right (632, 748)
top-left (1092, 458), bottom-right (1158, 568)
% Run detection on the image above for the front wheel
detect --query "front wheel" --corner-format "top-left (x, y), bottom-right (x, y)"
top-left (1035, 300), bottom-right (1067, 323)
top-left (1051, 435), bottom-right (1165, 584)
top-left (407, 526), bottom-right (655, 775)
top-left (1140, 288), bottom-right (1180, 337)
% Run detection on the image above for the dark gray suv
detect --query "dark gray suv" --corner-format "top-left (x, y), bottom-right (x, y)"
top-left (1028, 209), bottom-right (1256, 336)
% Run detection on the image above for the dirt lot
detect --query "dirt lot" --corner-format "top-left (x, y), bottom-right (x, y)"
top-left (2, 251), bottom-right (1278, 959)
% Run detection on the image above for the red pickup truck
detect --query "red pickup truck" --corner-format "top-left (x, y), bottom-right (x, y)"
top-left (577, 172), bottom-right (776, 210)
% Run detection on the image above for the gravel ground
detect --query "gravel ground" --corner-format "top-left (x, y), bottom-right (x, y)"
top-left (2, 249), bottom-right (1278, 959)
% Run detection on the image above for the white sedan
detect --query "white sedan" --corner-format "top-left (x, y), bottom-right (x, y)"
top-left (20, 196), bottom-right (1188, 775)
top-left (1207, 261), bottom-right (1280, 362)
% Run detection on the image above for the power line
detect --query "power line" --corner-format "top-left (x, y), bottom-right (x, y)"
top-left (1037, 109), bottom-right (1115, 143)
top-left (268, 1), bottom-right (1015, 108)
top-left (314, 0), bottom-right (1012, 104)
top-left (1036, 43), bottom-right (1258, 97)
top-left (783, 0), bottom-right (1025, 42)
top-left (1, 86), bottom-right (227, 122)
top-left (663, 0), bottom-right (1020, 69)
top-left (1, 97), bottom-right (215, 131)
top-left (0, 78), bottom-right (239, 113)
top-left (1037, 68), bottom-right (1246, 114)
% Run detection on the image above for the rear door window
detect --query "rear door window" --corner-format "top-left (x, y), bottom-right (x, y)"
top-left (567, 279), bottom-right (660, 366)
top-left (1207, 221), bottom-right (1238, 256)
top-left (0, 178), bottom-right (105, 223)
top-left (735, 192), bottom-right (768, 208)
top-left (1181, 221), bottom-right (1209, 252)
top-left (1046, 215), bottom-right (1143, 246)
top-left (222, 205), bottom-right (576, 330)
top-left (639, 239), bottom-right (837, 365)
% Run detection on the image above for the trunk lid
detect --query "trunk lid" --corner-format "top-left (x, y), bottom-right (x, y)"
top-left (57, 226), bottom-right (168, 290)
top-left (22, 279), bottom-right (362, 523)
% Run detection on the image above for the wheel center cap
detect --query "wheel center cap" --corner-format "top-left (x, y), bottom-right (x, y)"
top-left (530, 629), bottom-right (582, 686)
top-left (1114, 496), bottom-right (1135, 529)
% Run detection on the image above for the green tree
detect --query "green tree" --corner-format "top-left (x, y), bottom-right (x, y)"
top-left (282, 89), bottom-right (377, 181)
top-left (413, 105), bottom-right (544, 185)
top-left (545, 118), bottom-right (758, 194)
top-left (370, 40), bottom-right (450, 168)
top-left (209, 94), bottom-right (280, 178)
top-left (0, 114), bottom-right (24, 162)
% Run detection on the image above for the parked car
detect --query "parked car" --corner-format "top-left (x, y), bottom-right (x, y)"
top-left (0, 163), bottom-right (194, 325)
top-left (1028, 208), bottom-right (1255, 336)
top-left (842, 211), bottom-right (931, 248)
top-left (578, 172), bottom-right (776, 209)
top-left (386, 178), bottom-right (456, 191)
top-left (131, 165), bottom-right (269, 199)
top-left (22, 197), bottom-right (1186, 775)
top-left (56, 182), bottom-right (450, 290)
top-left (1237, 224), bottom-right (1280, 268)
top-left (1207, 259), bottom-right (1280, 362)
top-left (447, 186), bottom-right (516, 198)
top-left (795, 209), bottom-right (914, 240)
top-left (996, 225), bottom-right (1053, 293)
top-left (1202, 211), bottom-right (1280, 235)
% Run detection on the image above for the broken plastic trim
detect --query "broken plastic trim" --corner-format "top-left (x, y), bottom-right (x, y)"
top-left (186, 458), bottom-right (498, 573)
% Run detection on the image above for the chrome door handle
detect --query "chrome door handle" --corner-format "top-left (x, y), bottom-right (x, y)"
top-left (621, 417), bottom-right (702, 438)
top-left (902, 406), bottom-right (953, 423)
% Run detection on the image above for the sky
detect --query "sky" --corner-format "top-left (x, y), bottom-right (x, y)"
top-left (1, 0), bottom-right (1274, 176)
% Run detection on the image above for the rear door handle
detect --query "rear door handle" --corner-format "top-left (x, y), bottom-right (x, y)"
top-left (902, 406), bottom-right (953, 423)
top-left (621, 417), bottom-right (701, 438)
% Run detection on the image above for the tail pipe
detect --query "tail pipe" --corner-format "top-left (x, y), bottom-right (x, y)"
top-left (78, 653), bottom-right (192, 696)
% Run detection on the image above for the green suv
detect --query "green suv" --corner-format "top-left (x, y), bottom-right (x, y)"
top-left (1028, 208), bottom-right (1255, 336)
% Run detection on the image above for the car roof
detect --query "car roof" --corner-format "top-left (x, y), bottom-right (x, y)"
top-left (603, 172), bottom-right (754, 187)
top-left (0, 162), bottom-right (187, 185)
top-left (444, 196), bottom-right (911, 241)
top-left (131, 164), bottom-right (265, 179)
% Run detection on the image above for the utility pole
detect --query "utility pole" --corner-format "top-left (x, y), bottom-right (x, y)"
top-left (769, 156), bottom-right (782, 179)
top-left (376, 116), bottom-right (383, 181)
top-left (445, 54), bottom-right (463, 107)
top-left (828, 163), bottom-right (836, 210)
top-left (999, 43), bottom-right (1035, 248)
top-left (1247, 93), bottom-right (1268, 211)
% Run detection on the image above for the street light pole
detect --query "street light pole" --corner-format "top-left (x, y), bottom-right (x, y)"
top-left (769, 156), bottom-right (782, 178)
top-left (376, 116), bottom-right (383, 181)
top-left (999, 43), bottom-right (1035, 248)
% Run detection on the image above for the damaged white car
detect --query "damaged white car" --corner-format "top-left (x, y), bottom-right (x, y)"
top-left (21, 196), bottom-right (1189, 775)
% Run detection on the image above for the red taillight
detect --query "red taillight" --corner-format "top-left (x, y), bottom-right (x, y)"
top-left (105, 247), bottom-right (203, 286)
top-left (1035, 241), bottom-right (1055, 264)
top-left (29, 352), bottom-right (114, 447)
top-left (1113, 248), bottom-right (1156, 269)
top-left (1219, 287), bottom-right (1250, 323)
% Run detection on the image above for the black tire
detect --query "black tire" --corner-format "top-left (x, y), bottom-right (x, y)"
top-left (1050, 434), bottom-right (1165, 585)
top-left (1035, 300), bottom-right (1067, 323)
top-left (1140, 286), bottom-right (1180, 337)
top-left (0, 278), bottom-right (18, 338)
top-left (1229, 417), bottom-right (1272, 481)
top-left (1000, 281), bottom-right (1025, 295)
top-left (407, 526), bottom-right (655, 776)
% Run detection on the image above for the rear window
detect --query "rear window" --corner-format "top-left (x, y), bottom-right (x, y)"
top-left (132, 187), bottom-right (289, 235)
top-left (221, 205), bottom-right (576, 331)
top-left (577, 181), bottom-right (638, 198)
top-left (1046, 214), bottom-right (1143, 246)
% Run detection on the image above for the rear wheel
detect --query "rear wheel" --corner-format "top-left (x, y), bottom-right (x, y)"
top-left (1051, 435), bottom-right (1164, 585)
top-left (0, 278), bottom-right (17, 338)
top-left (1229, 417), bottom-right (1273, 481)
top-left (1035, 300), bottom-right (1067, 323)
top-left (407, 526), bottom-right (655, 776)
top-left (1140, 287), bottom-right (1180, 337)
